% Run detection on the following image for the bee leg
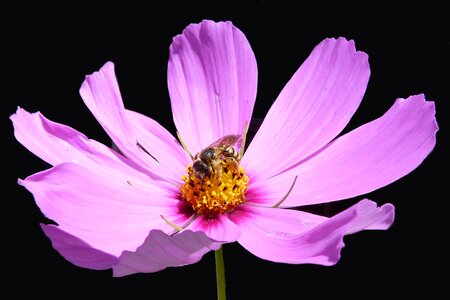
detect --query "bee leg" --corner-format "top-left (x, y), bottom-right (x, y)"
top-left (225, 158), bottom-right (239, 173)
top-left (215, 164), bottom-right (223, 180)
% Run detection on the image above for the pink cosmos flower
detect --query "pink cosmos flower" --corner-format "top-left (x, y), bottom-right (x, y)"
top-left (12, 20), bottom-right (437, 277)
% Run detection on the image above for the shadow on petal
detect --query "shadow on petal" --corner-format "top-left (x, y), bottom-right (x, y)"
top-left (113, 229), bottom-right (221, 277)
top-left (41, 224), bottom-right (118, 270)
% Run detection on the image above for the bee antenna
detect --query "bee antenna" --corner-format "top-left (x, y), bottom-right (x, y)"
top-left (177, 131), bottom-right (193, 160)
top-left (239, 121), bottom-right (249, 159)
top-left (272, 176), bottom-right (298, 208)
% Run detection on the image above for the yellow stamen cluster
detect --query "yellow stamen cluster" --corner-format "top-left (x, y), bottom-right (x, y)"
top-left (181, 161), bottom-right (249, 216)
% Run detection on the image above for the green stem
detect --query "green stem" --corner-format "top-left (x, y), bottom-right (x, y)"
top-left (215, 246), bottom-right (226, 300)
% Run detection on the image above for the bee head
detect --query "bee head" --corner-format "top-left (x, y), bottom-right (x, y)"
top-left (200, 148), bottom-right (215, 163)
top-left (193, 160), bottom-right (211, 179)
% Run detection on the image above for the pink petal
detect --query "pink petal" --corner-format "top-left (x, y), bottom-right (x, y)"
top-left (233, 199), bottom-right (394, 265)
top-left (20, 162), bottom-right (184, 257)
top-left (80, 62), bottom-right (135, 158)
top-left (41, 224), bottom-right (118, 270)
top-left (230, 204), bottom-right (328, 236)
top-left (10, 107), bottom-right (123, 167)
top-left (168, 20), bottom-right (257, 155)
top-left (125, 109), bottom-right (190, 176)
top-left (80, 62), bottom-right (180, 181)
top-left (10, 107), bottom-right (174, 188)
top-left (113, 230), bottom-right (221, 277)
top-left (188, 214), bottom-right (241, 242)
top-left (243, 37), bottom-right (369, 180)
top-left (250, 94), bottom-right (438, 207)
top-left (343, 200), bottom-right (395, 233)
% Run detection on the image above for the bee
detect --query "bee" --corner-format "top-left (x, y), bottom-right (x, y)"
top-left (192, 134), bottom-right (241, 180)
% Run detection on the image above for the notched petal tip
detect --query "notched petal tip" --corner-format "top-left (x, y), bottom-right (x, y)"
top-left (17, 178), bottom-right (25, 186)
top-left (378, 203), bottom-right (396, 230)
top-left (324, 37), bottom-right (370, 69)
top-left (352, 199), bottom-right (395, 232)
top-left (103, 61), bottom-right (115, 69)
top-left (170, 19), bottom-right (234, 51)
top-left (81, 61), bottom-right (116, 91)
top-left (91, 61), bottom-right (115, 75)
top-left (395, 93), bottom-right (439, 133)
top-left (10, 106), bottom-right (25, 119)
top-left (10, 107), bottom-right (37, 125)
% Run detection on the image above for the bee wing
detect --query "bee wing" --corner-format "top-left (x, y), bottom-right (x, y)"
top-left (207, 134), bottom-right (241, 148)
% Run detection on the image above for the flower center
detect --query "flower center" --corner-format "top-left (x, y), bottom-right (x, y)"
top-left (181, 160), bottom-right (249, 216)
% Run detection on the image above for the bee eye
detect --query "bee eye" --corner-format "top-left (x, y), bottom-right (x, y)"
top-left (193, 160), bottom-right (210, 179)
top-left (200, 148), bottom-right (215, 162)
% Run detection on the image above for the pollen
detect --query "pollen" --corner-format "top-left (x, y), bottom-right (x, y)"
top-left (181, 161), bottom-right (249, 216)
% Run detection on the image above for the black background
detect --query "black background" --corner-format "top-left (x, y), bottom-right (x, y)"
top-left (3, 1), bottom-right (448, 299)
